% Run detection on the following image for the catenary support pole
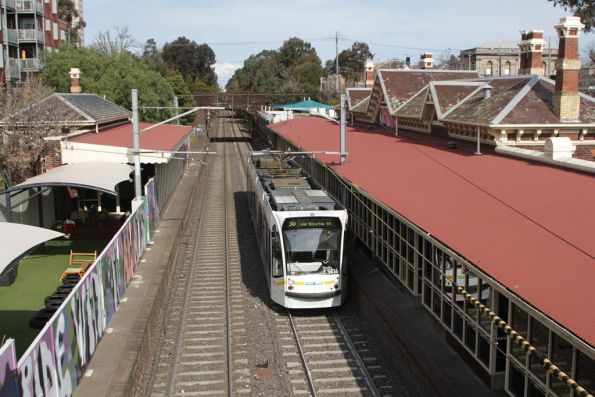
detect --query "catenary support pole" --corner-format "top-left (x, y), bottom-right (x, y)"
top-left (132, 89), bottom-right (142, 199)
top-left (475, 125), bottom-right (482, 155)
top-left (340, 94), bottom-right (346, 163)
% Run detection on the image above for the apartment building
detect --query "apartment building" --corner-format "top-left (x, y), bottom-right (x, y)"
top-left (0, 0), bottom-right (69, 83)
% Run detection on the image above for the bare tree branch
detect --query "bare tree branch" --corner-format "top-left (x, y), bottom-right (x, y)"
top-left (94, 26), bottom-right (137, 56)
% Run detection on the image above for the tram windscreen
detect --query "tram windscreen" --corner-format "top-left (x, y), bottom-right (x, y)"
top-left (282, 217), bottom-right (342, 276)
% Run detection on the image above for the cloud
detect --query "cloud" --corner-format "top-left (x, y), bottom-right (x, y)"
top-left (214, 62), bottom-right (243, 88)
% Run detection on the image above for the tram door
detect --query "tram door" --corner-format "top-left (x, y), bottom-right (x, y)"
top-left (270, 226), bottom-right (285, 303)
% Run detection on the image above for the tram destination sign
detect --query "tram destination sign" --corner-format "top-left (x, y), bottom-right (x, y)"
top-left (284, 217), bottom-right (340, 229)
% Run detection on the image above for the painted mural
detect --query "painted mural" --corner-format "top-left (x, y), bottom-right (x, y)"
top-left (144, 178), bottom-right (160, 242)
top-left (0, 187), bottom-right (158, 397)
top-left (378, 106), bottom-right (396, 130)
top-left (0, 340), bottom-right (18, 397)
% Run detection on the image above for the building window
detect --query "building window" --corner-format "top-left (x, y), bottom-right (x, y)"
top-left (486, 61), bottom-right (493, 76)
top-left (45, 19), bottom-right (50, 31)
top-left (504, 62), bottom-right (511, 76)
top-left (53, 22), bottom-right (58, 40)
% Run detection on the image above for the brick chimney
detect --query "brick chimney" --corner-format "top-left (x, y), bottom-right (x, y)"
top-left (420, 53), bottom-right (434, 69)
top-left (364, 60), bottom-right (375, 88)
top-left (518, 30), bottom-right (545, 75)
top-left (69, 68), bottom-right (82, 93)
top-left (553, 16), bottom-right (584, 121)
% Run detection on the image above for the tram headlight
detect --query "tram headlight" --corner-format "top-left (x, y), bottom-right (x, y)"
top-left (333, 283), bottom-right (339, 290)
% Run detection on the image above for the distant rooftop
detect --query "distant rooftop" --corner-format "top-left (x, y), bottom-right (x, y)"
top-left (273, 99), bottom-right (332, 112)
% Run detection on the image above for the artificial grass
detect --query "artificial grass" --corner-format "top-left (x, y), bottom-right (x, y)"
top-left (0, 238), bottom-right (109, 358)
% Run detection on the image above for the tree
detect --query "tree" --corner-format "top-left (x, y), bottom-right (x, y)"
top-left (162, 37), bottom-right (218, 90)
top-left (547, 0), bottom-right (595, 31)
top-left (438, 54), bottom-right (462, 70)
top-left (0, 78), bottom-right (59, 185)
top-left (58, 0), bottom-right (86, 46)
top-left (325, 42), bottom-right (373, 84)
top-left (58, 0), bottom-right (84, 46)
top-left (94, 26), bottom-right (137, 56)
top-left (142, 38), bottom-right (165, 73)
top-left (41, 45), bottom-right (175, 121)
top-left (226, 38), bottom-right (324, 99)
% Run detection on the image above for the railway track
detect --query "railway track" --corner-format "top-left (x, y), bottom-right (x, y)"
top-left (277, 309), bottom-right (395, 397)
top-left (147, 115), bottom-right (250, 396)
top-left (143, 113), bottom-right (402, 396)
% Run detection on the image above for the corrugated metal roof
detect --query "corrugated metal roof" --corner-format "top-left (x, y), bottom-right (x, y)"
top-left (70, 122), bottom-right (191, 152)
top-left (270, 116), bottom-right (595, 348)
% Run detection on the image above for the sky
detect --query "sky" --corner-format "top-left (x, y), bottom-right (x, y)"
top-left (84, 0), bottom-right (595, 88)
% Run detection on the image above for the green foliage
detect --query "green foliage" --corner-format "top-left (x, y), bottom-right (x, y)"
top-left (58, 0), bottom-right (86, 45)
top-left (548, 0), bottom-right (594, 31)
top-left (325, 42), bottom-right (373, 84)
top-left (40, 45), bottom-right (174, 121)
top-left (162, 36), bottom-right (218, 90)
top-left (226, 37), bottom-right (323, 99)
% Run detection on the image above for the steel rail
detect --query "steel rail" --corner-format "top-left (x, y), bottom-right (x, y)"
top-left (287, 310), bottom-right (319, 397)
top-left (164, 118), bottom-right (217, 397)
top-left (223, 116), bottom-right (234, 397)
top-left (333, 311), bottom-right (382, 397)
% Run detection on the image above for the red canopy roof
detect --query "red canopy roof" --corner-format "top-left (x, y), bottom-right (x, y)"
top-left (270, 116), bottom-right (595, 347)
top-left (71, 122), bottom-right (191, 151)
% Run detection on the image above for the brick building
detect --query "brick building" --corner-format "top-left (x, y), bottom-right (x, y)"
top-left (460, 38), bottom-right (558, 78)
top-left (347, 17), bottom-right (595, 161)
top-left (0, 0), bottom-right (70, 83)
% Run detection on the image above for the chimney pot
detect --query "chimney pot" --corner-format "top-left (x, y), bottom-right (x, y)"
top-left (553, 16), bottom-right (584, 121)
top-left (69, 67), bottom-right (82, 93)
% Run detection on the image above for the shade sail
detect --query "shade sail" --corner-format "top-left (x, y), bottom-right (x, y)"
top-left (0, 222), bottom-right (63, 277)
top-left (10, 162), bottom-right (134, 194)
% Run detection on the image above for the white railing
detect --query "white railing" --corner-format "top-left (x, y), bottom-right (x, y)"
top-left (15, 0), bottom-right (42, 13)
top-left (3, 0), bottom-right (17, 9)
top-left (17, 28), bottom-right (43, 42)
top-left (20, 58), bottom-right (40, 71)
top-left (7, 59), bottom-right (20, 79)
top-left (6, 29), bottom-right (18, 44)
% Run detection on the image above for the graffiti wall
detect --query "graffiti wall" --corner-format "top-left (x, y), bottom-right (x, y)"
top-left (144, 178), bottom-right (160, 242)
top-left (378, 106), bottom-right (396, 131)
top-left (0, 194), bottom-right (155, 397)
top-left (0, 340), bottom-right (19, 397)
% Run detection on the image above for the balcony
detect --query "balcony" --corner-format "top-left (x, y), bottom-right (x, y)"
top-left (7, 59), bottom-right (21, 79)
top-left (17, 29), bottom-right (44, 43)
top-left (15, 0), bottom-right (43, 13)
top-left (20, 58), bottom-right (41, 71)
top-left (3, 0), bottom-right (17, 10)
top-left (6, 29), bottom-right (18, 44)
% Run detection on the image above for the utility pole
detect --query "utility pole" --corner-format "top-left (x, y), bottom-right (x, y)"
top-left (132, 89), bottom-right (142, 200)
top-left (335, 31), bottom-right (340, 95)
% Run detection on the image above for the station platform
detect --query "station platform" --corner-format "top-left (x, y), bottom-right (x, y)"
top-left (74, 148), bottom-right (204, 396)
top-left (348, 246), bottom-right (505, 396)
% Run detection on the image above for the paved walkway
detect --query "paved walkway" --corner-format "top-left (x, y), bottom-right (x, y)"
top-left (74, 151), bottom-right (203, 396)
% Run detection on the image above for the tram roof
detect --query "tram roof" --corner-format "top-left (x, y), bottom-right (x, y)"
top-left (269, 116), bottom-right (595, 348)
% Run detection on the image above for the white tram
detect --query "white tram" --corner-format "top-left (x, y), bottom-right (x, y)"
top-left (246, 152), bottom-right (348, 309)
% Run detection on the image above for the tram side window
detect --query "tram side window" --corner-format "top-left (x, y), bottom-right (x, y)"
top-left (272, 228), bottom-right (283, 278)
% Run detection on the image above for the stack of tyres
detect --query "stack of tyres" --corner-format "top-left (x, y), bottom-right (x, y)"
top-left (29, 274), bottom-right (81, 329)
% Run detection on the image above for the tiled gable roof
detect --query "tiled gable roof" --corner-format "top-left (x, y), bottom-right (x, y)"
top-left (346, 88), bottom-right (371, 110)
top-left (441, 76), bottom-right (595, 126)
top-left (56, 94), bottom-right (131, 123)
top-left (433, 84), bottom-right (482, 116)
top-left (442, 77), bottom-right (531, 124)
top-left (395, 87), bottom-right (428, 118)
top-left (378, 69), bottom-right (480, 113)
